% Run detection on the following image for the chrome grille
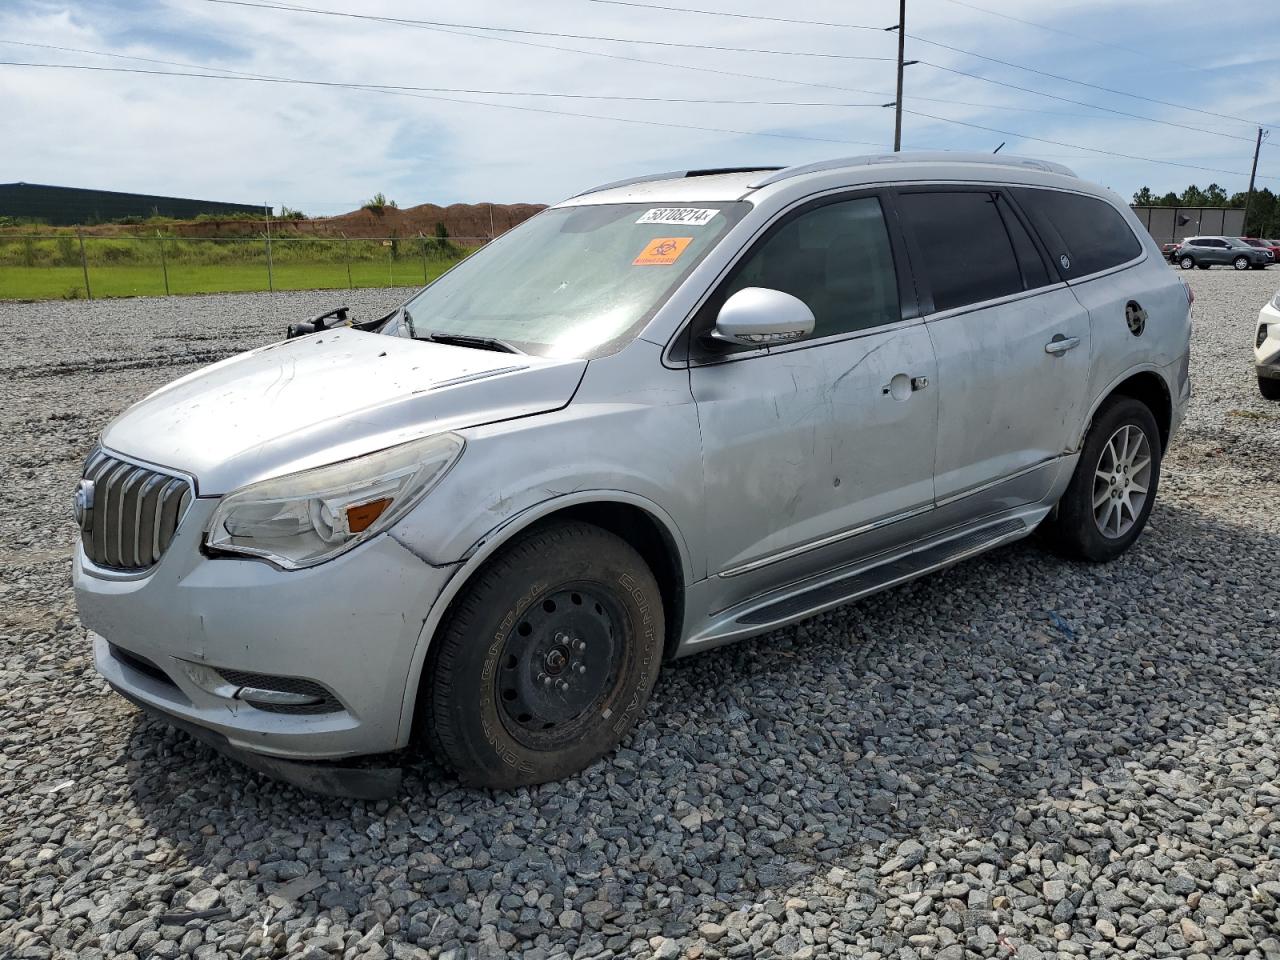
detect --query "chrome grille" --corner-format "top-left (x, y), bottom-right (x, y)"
top-left (80, 449), bottom-right (193, 571)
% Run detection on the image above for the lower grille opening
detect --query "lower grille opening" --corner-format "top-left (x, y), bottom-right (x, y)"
top-left (215, 668), bottom-right (344, 715)
top-left (109, 643), bottom-right (178, 689)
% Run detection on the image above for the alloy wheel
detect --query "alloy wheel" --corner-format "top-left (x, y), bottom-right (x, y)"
top-left (1092, 424), bottom-right (1152, 539)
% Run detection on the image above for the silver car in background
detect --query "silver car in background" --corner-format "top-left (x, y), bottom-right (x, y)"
top-left (73, 153), bottom-right (1192, 794)
top-left (1175, 235), bottom-right (1272, 271)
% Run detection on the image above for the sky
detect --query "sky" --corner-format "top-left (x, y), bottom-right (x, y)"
top-left (1, 0), bottom-right (1278, 215)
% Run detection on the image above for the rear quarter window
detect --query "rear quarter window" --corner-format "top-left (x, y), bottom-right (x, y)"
top-left (1014, 188), bottom-right (1143, 278)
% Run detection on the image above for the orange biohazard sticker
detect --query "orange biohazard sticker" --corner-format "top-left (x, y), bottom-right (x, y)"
top-left (633, 237), bottom-right (693, 266)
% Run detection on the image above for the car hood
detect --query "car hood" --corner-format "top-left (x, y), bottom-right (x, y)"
top-left (101, 328), bottom-right (587, 495)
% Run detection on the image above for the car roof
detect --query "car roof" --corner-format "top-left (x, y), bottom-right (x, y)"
top-left (557, 152), bottom-right (1088, 207)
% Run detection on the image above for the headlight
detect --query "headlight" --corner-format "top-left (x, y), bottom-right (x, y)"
top-left (206, 433), bottom-right (464, 569)
top-left (1272, 290), bottom-right (1280, 311)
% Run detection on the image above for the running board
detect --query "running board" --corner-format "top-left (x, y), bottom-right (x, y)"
top-left (683, 516), bottom-right (1033, 650)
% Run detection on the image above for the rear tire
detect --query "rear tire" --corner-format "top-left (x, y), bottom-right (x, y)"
top-left (1260, 376), bottom-right (1280, 401)
top-left (421, 521), bottom-right (664, 789)
top-left (1041, 396), bottom-right (1162, 563)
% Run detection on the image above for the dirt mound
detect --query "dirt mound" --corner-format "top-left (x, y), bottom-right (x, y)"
top-left (175, 202), bottom-right (546, 240)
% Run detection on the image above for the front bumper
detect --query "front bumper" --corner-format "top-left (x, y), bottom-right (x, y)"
top-left (76, 497), bottom-right (459, 763)
top-left (1256, 300), bottom-right (1280, 378)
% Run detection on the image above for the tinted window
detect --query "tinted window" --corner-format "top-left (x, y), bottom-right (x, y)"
top-left (897, 190), bottom-right (1024, 312)
top-left (1015, 188), bottom-right (1143, 276)
top-left (718, 196), bottom-right (900, 340)
top-left (998, 199), bottom-right (1051, 290)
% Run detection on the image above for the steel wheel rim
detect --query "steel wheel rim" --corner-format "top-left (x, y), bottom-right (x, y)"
top-left (495, 583), bottom-right (625, 749)
top-left (1092, 424), bottom-right (1152, 539)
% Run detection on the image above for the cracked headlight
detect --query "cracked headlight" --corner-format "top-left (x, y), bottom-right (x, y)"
top-left (206, 433), bottom-right (464, 569)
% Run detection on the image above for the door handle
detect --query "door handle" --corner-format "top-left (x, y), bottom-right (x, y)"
top-left (1045, 336), bottom-right (1081, 356)
top-left (882, 374), bottom-right (928, 398)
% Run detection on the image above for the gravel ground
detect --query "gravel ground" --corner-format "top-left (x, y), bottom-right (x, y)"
top-left (2, 271), bottom-right (1279, 960)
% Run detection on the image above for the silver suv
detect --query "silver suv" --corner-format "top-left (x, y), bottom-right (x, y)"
top-left (73, 153), bottom-right (1192, 794)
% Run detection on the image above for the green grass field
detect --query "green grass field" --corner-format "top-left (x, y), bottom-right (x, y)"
top-left (0, 259), bottom-right (459, 300)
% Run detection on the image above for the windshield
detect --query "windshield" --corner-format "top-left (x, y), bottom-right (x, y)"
top-left (388, 201), bottom-right (749, 358)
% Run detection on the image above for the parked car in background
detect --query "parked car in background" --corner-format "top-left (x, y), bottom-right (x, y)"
top-left (1242, 237), bottom-right (1280, 260)
top-left (1175, 236), bottom-right (1272, 270)
top-left (1256, 288), bottom-right (1280, 399)
top-left (73, 152), bottom-right (1192, 793)
top-left (1161, 242), bottom-right (1181, 261)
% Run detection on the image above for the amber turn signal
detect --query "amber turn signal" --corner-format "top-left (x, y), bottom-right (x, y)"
top-left (345, 497), bottom-right (394, 533)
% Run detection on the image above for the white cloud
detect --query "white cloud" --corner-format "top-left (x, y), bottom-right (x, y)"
top-left (1, 0), bottom-right (1277, 210)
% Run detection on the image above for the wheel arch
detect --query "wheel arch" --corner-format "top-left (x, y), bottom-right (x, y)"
top-left (396, 491), bottom-right (690, 745)
top-left (1083, 368), bottom-right (1173, 451)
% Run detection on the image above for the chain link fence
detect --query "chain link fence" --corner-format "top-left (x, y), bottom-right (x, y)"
top-left (0, 232), bottom-right (489, 300)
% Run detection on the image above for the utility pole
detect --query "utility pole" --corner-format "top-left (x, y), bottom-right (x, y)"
top-left (893, 0), bottom-right (906, 152)
top-left (1242, 127), bottom-right (1269, 236)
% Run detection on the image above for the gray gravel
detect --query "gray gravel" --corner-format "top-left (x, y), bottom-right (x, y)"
top-left (3, 271), bottom-right (1280, 960)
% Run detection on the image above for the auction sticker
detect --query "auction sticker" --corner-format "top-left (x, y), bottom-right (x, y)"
top-left (636, 207), bottom-right (718, 226)
top-left (633, 237), bottom-right (693, 266)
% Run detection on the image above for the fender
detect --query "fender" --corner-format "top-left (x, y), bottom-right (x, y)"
top-left (1072, 362), bottom-right (1174, 452)
top-left (392, 489), bottom-right (693, 745)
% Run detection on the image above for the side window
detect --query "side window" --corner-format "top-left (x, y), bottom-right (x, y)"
top-left (1014, 188), bottom-right (1143, 277)
top-left (712, 196), bottom-right (901, 342)
top-left (897, 190), bottom-right (1025, 312)
top-left (996, 197), bottom-right (1051, 291)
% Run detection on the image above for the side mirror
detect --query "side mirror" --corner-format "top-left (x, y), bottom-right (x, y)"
top-left (712, 287), bottom-right (815, 347)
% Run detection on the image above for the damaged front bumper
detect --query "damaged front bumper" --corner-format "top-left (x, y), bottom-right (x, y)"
top-left (76, 497), bottom-right (459, 781)
top-left (110, 681), bottom-right (403, 799)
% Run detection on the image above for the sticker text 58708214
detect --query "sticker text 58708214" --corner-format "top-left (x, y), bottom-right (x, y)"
top-left (633, 237), bottom-right (693, 266)
top-left (636, 208), bottom-right (719, 227)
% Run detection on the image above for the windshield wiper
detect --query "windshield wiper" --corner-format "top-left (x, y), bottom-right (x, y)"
top-left (420, 331), bottom-right (523, 354)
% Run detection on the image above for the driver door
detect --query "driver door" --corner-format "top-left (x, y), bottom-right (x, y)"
top-left (688, 192), bottom-right (940, 611)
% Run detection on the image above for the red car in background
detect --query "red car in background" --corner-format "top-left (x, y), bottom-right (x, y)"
top-left (1242, 238), bottom-right (1280, 260)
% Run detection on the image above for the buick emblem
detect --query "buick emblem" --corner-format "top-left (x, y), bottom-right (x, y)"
top-left (73, 479), bottom-right (95, 533)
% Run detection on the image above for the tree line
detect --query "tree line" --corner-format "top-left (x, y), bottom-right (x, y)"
top-left (1132, 184), bottom-right (1278, 238)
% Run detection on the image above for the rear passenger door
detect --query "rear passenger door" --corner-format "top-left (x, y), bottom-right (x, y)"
top-left (895, 187), bottom-right (1091, 510)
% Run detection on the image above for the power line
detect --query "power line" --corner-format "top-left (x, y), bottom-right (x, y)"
top-left (6, 36), bottom-right (1220, 132)
top-left (200, 0), bottom-right (1274, 151)
top-left (903, 33), bottom-right (1276, 130)
top-left (0, 61), bottom-right (895, 149)
top-left (8, 59), bottom-right (1272, 184)
top-left (917, 61), bottom-right (1261, 145)
top-left (200, 0), bottom-right (895, 62)
top-left (0, 59), bottom-right (889, 108)
top-left (194, 0), bottom-right (905, 107)
top-left (932, 0), bottom-right (1206, 72)
top-left (586, 0), bottom-right (1276, 130)
top-left (902, 109), bottom-right (1279, 180)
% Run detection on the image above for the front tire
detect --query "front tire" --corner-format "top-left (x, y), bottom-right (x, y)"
top-left (1234, 256), bottom-right (1251, 271)
top-left (1179, 256), bottom-right (1195, 270)
top-left (422, 521), bottom-right (664, 789)
top-left (1042, 396), bottom-right (1162, 562)
top-left (1260, 376), bottom-right (1280, 400)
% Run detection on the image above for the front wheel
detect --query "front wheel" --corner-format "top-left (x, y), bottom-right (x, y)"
top-left (1260, 376), bottom-right (1280, 401)
top-left (1234, 256), bottom-right (1251, 271)
top-left (1179, 256), bottom-right (1195, 270)
top-left (1041, 396), bottom-right (1162, 562)
top-left (421, 521), bottom-right (664, 789)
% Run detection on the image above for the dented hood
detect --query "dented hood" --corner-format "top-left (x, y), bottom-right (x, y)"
top-left (102, 328), bottom-right (586, 495)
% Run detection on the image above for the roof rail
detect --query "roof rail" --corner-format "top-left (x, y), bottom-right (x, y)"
top-left (749, 152), bottom-right (1078, 188)
top-left (573, 166), bottom-right (783, 199)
